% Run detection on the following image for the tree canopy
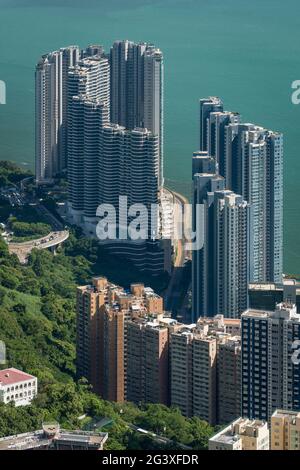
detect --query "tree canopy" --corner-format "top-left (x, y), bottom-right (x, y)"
top-left (0, 206), bottom-right (213, 450)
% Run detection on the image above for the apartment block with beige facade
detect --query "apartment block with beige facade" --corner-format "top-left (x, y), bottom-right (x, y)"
top-left (192, 335), bottom-right (217, 425)
top-left (271, 410), bottom-right (300, 450)
top-left (170, 317), bottom-right (241, 426)
top-left (126, 317), bottom-right (170, 406)
top-left (169, 329), bottom-right (194, 417)
top-left (209, 418), bottom-right (269, 450)
top-left (196, 315), bottom-right (241, 337)
top-left (77, 278), bottom-right (243, 416)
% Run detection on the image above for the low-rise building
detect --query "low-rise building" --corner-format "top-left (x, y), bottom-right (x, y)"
top-left (0, 423), bottom-right (108, 450)
top-left (209, 418), bottom-right (269, 450)
top-left (0, 368), bottom-right (37, 407)
top-left (271, 410), bottom-right (300, 450)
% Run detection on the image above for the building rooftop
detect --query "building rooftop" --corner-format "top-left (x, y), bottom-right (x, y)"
top-left (242, 303), bottom-right (299, 321)
top-left (210, 418), bottom-right (268, 445)
top-left (272, 409), bottom-right (300, 420)
top-left (249, 280), bottom-right (300, 292)
top-left (0, 368), bottom-right (35, 386)
top-left (242, 309), bottom-right (270, 318)
top-left (0, 424), bottom-right (108, 451)
top-left (223, 318), bottom-right (241, 325)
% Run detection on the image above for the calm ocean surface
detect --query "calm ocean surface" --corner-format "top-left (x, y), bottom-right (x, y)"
top-left (0, 0), bottom-right (299, 274)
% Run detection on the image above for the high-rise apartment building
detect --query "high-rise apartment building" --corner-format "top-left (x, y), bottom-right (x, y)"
top-left (96, 125), bottom-right (159, 211)
top-left (192, 171), bottom-right (250, 319)
top-left (207, 110), bottom-right (240, 176)
top-left (271, 409), bottom-right (300, 450)
top-left (217, 337), bottom-right (241, 424)
top-left (225, 124), bottom-right (283, 283)
top-left (241, 303), bottom-right (300, 421)
top-left (94, 124), bottom-right (165, 274)
top-left (76, 277), bottom-right (165, 402)
top-left (97, 303), bottom-right (125, 402)
top-left (126, 317), bottom-right (169, 405)
top-left (67, 61), bottom-right (161, 215)
top-left (36, 41), bottom-right (170, 275)
top-left (68, 56), bottom-right (110, 110)
top-left (110, 41), bottom-right (164, 185)
top-left (192, 151), bottom-right (216, 176)
top-left (199, 98), bottom-right (283, 284)
top-left (143, 46), bottom-right (164, 185)
top-left (68, 97), bottom-right (109, 227)
top-left (35, 47), bottom-right (111, 184)
top-left (192, 335), bottom-right (217, 425)
top-left (77, 277), bottom-right (243, 417)
top-left (110, 40), bottom-right (145, 129)
top-left (170, 316), bottom-right (241, 425)
top-left (76, 276), bottom-right (125, 401)
top-left (170, 327), bottom-right (217, 425)
top-left (199, 97), bottom-right (223, 152)
top-left (76, 276), bottom-right (106, 386)
top-left (169, 329), bottom-right (193, 417)
top-left (192, 172), bottom-right (224, 320)
top-left (69, 117), bottom-right (159, 234)
top-left (35, 46), bottom-right (80, 183)
top-left (67, 55), bottom-right (110, 226)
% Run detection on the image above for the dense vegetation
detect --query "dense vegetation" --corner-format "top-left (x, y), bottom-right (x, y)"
top-left (0, 161), bottom-right (31, 188)
top-left (9, 218), bottom-right (51, 242)
top-left (0, 162), bottom-right (213, 448)
top-left (0, 226), bottom-right (214, 449)
top-left (0, 197), bottom-right (51, 244)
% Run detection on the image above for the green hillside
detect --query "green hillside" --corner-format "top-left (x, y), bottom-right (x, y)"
top-left (0, 228), bottom-right (213, 449)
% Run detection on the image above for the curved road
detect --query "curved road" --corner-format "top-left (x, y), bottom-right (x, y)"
top-left (8, 231), bottom-right (69, 263)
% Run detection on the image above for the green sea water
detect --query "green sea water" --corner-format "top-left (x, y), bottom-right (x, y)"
top-left (0, 0), bottom-right (299, 274)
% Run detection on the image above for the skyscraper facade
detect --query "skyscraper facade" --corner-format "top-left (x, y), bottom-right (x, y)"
top-left (192, 151), bottom-right (216, 176)
top-left (192, 171), bottom-right (250, 320)
top-left (241, 303), bottom-right (300, 421)
top-left (199, 97), bottom-right (223, 152)
top-left (35, 46), bottom-right (80, 183)
top-left (76, 277), bottom-right (126, 402)
top-left (110, 41), bottom-right (164, 185)
top-left (199, 98), bottom-right (283, 284)
top-left (169, 316), bottom-right (241, 426)
top-left (76, 277), bottom-right (166, 402)
top-left (36, 41), bottom-right (169, 275)
top-left (217, 337), bottom-right (241, 424)
top-left (170, 328), bottom-right (217, 425)
top-left (96, 125), bottom-right (160, 237)
top-left (68, 97), bottom-right (109, 226)
top-left (126, 318), bottom-right (169, 406)
top-left (207, 110), bottom-right (240, 176)
top-left (67, 55), bottom-right (110, 226)
top-left (225, 124), bottom-right (283, 283)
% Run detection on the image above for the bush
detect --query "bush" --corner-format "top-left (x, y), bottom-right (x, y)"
top-left (11, 221), bottom-right (51, 239)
